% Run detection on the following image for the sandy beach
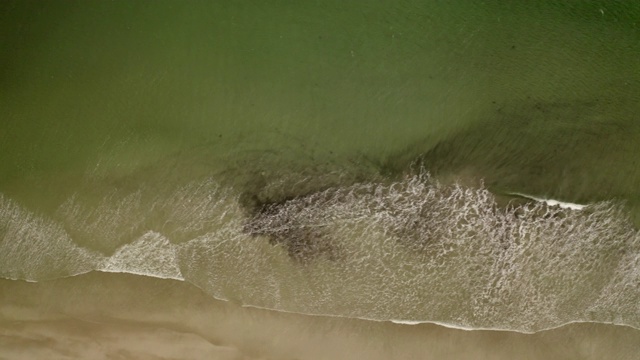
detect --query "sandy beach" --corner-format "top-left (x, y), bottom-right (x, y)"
top-left (2, 272), bottom-right (640, 360)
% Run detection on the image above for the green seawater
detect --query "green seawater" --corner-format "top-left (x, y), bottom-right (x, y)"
top-left (1, 1), bottom-right (640, 358)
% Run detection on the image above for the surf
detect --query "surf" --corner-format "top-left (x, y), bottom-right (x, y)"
top-left (1, 172), bottom-right (638, 333)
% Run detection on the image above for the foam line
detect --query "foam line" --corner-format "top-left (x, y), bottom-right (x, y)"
top-left (506, 192), bottom-right (587, 210)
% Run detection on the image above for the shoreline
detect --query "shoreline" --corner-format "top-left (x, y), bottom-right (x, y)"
top-left (2, 270), bottom-right (638, 335)
top-left (2, 271), bottom-right (640, 360)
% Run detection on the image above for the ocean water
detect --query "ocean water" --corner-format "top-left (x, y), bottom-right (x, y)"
top-left (1, 1), bottom-right (640, 359)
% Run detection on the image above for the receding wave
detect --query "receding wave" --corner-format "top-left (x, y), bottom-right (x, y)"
top-left (1, 172), bottom-right (638, 333)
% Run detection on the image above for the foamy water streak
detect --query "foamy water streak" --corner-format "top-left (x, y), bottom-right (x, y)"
top-left (100, 231), bottom-right (183, 280)
top-left (235, 173), bottom-right (639, 331)
top-left (1, 173), bottom-right (639, 332)
top-left (0, 194), bottom-right (100, 280)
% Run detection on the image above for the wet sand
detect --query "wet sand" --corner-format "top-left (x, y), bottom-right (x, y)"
top-left (2, 272), bottom-right (639, 360)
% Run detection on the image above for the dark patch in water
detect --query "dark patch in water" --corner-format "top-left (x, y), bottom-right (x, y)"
top-left (242, 197), bottom-right (341, 262)
top-left (234, 151), bottom-right (384, 261)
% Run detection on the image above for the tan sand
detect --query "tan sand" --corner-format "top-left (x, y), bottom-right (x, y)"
top-left (1, 272), bottom-right (639, 360)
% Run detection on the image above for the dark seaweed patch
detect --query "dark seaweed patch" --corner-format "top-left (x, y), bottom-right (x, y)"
top-left (242, 198), bottom-right (341, 262)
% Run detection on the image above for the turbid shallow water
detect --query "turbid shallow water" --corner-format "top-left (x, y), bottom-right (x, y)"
top-left (3, 272), bottom-right (640, 360)
top-left (1, 1), bottom-right (640, 358)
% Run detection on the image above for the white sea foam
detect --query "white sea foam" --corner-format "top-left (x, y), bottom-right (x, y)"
top-left (0, 194), bottom-right (101, 281)
top-left (390, 320), bottom-right (425, 325)
top-left (0, 194), bottom-right (184, 282)
top-left (1, 172), bottom-right (639, 333)
top-left (506, 192), bottom-right (587, 210)
top-left (238, 173), bottom-right (639, 331)
top-left (99, 231), bottom-right (184, 280)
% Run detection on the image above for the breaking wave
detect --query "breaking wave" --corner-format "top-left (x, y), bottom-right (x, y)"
top-left (1, 173), bottom-right (639, 333)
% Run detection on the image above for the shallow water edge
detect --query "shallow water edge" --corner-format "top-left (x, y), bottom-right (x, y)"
top-left (2, 272), bottom-right (640, 360)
